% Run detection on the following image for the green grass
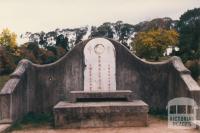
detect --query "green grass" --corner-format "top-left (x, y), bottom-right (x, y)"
top-left (0, 75), bottom-right (10, 91)
top-left (9, 112), bottom-right (54, 131)
top-left (149, 108), bottom-right (168, 120)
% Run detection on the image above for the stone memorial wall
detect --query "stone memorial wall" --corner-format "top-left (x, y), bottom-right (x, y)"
top-left (0, 37), bottom-right (199, 124)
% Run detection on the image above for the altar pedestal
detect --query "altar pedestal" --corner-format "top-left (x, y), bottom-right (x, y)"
top-left (53, 100), bottom-right (148, 128)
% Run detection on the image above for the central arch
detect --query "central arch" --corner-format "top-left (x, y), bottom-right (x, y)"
top-left (83, 38), bottom-right (116, 92)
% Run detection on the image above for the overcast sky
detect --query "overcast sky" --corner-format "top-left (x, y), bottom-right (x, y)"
top-left (0, 0), bottom-right (200, 35)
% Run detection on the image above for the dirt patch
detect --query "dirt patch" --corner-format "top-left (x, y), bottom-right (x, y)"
top-left (11, 116), bottom-right (199, 133)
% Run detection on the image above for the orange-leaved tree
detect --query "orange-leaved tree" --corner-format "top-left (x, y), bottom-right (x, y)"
top-left (0, 28), bottom-right (20, 56)
top-left (0, 28), bottom-right (19, 74)
top-left (131, 29), bottom-right (179, 61)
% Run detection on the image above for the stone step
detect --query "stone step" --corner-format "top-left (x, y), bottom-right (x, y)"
top-left (0, 119), bottom-right (12, 124)
top-left (69, 90), bottom-right (135, 102)
top-left (0, 124), bottom-right (11, 133)
top-left (53, 100), bottom-right (149, 128)
top-left (192, 120), bottom-right (200, 130)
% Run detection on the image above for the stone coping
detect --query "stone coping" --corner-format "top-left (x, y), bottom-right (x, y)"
top-left (70, 90), bottom-right (132, 93)
top-left (69, 90), bottom-right (133, 102)
top-left (0, 119), bottom-right (12, 124)
top-left (54, 100), bottom-right (148, 111)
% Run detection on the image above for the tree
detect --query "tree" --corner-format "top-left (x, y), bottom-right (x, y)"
top-left (131, 29), bottom-right (179, 60)
top-left (39, 31), bottom-right (47, 47)
top-left (176, 8), bottom-right (200, 80)
top-left (176, 8), bottom-right (200, 62)
top-left (0, 46), bottom-right (16, 74)
top-left (0, 28), bottom-right (19, 55)
top-left (0, 28), bottom-right (17, 47)
top-left (91, 22), bottom-right (114, 38)
top-left (118, 23), bottom-right (134, 49)
top-left (56, 34), bottom-right (69, 51)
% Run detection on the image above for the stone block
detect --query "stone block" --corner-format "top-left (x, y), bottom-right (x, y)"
top-left (53, 100), bottom-right (149, 128)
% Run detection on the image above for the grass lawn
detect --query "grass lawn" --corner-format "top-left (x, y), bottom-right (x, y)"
top-left (0, 75), bottom-right (10, 90)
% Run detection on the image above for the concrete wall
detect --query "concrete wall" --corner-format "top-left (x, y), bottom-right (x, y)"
top-left (0, 38), bottom-right (200, 123)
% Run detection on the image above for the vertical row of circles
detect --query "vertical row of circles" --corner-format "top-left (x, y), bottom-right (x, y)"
top-left (98, 55), bottom-right (102, 90)
top-left (89, 64), bottom-right (92, 91)
top-left (108, 64), bottom-right (111, 91)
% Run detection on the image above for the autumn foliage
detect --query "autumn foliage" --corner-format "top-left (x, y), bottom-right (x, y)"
top-left (0, 29), bottom-right (19, 74)
top-left (131, 29), bottom-right (179, 60)
top-left (0, 29), bottom-right (68, 74)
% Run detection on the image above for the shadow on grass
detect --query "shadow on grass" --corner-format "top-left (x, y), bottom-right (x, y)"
top-left (9, 112), bottom-right (54, 131)
top-left (149, 108), bottom-right (168, 120)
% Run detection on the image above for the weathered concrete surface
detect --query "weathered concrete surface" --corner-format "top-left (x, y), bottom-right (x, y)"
top-left (0, 37), bottom-right (200, 124)
top-left (0, 124), bottom-right (11, 133)
top-left (54, 100), bottom-right (148, 128)
top-left (192, 120), bottom-right (200, 130)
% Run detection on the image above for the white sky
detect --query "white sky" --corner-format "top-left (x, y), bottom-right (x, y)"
top-left (0, 0), bottom-right (200, 35)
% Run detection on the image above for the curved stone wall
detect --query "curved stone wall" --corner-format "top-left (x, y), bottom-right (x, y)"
top-left (0, 37), bottom-right (199, 123)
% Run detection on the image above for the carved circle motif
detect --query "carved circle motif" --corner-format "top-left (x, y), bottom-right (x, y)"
top-left (94, 44), bottom-right (105, 55)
